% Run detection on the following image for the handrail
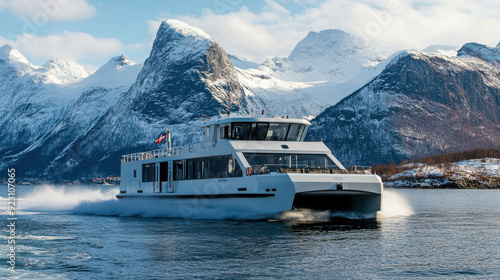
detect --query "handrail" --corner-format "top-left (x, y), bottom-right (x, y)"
top-left (122, 148), bottom-right (180, 163)
top-left (121, 141), bottom-right (217, 163)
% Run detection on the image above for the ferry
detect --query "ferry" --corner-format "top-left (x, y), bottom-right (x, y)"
top-left (118, 116), bottom-right (383, 218)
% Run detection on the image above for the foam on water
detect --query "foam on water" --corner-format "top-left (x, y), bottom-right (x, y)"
top-left (378, 188), bottom-right (414, 219)
top-left (17, 184), bottom-right (118, 212)
top-left (11, 185), bottom-right (414, 221)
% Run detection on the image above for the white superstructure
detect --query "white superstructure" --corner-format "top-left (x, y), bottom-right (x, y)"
top-left (118, 116), bottom-right (383, 217)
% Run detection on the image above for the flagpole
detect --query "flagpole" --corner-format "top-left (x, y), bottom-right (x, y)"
top-left (166, 126), bottom-right (171, 156)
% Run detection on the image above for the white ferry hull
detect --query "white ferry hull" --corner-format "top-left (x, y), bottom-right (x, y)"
top-left (287, 173), bottom-right (382, 214)
top-left (117, 173), bottom-right (382, 217)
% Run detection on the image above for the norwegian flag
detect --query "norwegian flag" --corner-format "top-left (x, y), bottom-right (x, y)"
top-left (155, 132), bottom-right (167, 144)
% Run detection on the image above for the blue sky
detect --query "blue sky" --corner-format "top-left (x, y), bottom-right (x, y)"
top-left (1, 0), bottom-right (499, 67)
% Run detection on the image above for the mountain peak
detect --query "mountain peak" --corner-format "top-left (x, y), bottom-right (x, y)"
top-left (260, 28), bottom-right (395, 83)
top-left (158, 19), bottom-right (212, 42)
top-left (81, 55), bottom-right (141, 88)
top-left (0, 44), bottom-right (30, 64)
top-left (107, 55), bottom-right (136, 69)
top-left (288, 29), bottom-right (361, 61)
top-left (35, 58), bottom-right (96, 84)
top-left (146, 19), bottom-right (215, 68)
top-left (458, 42), bottom-right (500, 67)
top-left (0, 44), bottom-right (34, 76)
top-left (309, 29), bottom-right (350, 41)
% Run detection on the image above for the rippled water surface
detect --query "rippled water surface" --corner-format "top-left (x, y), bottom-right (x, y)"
top-left (1, 185), bottom-right (499, 279)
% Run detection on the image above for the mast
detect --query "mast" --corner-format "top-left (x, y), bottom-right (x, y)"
top-left (166, 126), bottom-right (171, 155)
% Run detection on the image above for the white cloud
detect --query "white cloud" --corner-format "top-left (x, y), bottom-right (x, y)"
top-left (0, 0), bottom-right (7, 10)
top-left (0, 31), bottom-right (122, 62)
top-left (162, 0), bottom-right (500, 63)
top-left (1, 0), bottom-right (96, 21)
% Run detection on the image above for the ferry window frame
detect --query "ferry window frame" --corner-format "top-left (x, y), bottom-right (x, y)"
top-left (286, 124), bottom-right (306, 141)
top-left (142, 164), bottom-right (155, 182)
top-left (265, 123), bottom-right (290, 141)
top-left (220, 125), bottom-right (230, 139)
top-left (243, 153), bottom-right (340, 173)
top-left (174, 160), bottom-right (184, 180)
top-left (177, 155), bottom-right (243, 181)
top-left (231, 122), bottom-right (251, 140)
top-left (249, 122), bottom-right (269, 140)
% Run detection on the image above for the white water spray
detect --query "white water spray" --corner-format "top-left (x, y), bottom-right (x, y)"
top-left (17, 185), bottom-right (118, 212)
top-left (378, 188), bottom-right (414, 219)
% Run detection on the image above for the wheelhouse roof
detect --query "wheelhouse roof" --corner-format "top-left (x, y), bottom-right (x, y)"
top-left (202, 117), bottom-right (311, 127)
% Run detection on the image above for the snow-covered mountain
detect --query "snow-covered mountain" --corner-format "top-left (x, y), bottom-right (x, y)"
top-left (0, 44), bottom-right (141, 178)
top-left (246, 29), bottom-right (398, 117)
top-left (457, 42), bottom-right (500, 67)
top-left (30, 20), bottom-right (398, 179)
top-left (33, 59), bottom-right (97, 84)
top-left (43, 19), bottom-right (248, 178)
top-left (308, 45), bottom-right (500, 166)
top-left (260, 29), bottom-right (395, 83)
top-left (2, 19), bottom-right (499, 181)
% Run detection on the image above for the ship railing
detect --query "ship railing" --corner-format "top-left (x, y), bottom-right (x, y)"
top-left (122, 147), bottom-right (181, 163)
top-left (348, 166), bottom-right (372, 174)
top-left (122, 141), bottom-right (217, 163)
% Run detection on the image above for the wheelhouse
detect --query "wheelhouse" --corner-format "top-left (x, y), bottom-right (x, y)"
top-left (202, 117), bottom-right (310, 142)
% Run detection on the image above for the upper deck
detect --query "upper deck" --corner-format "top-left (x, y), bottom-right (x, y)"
top-left (122, 116), bottom-right (313, 163)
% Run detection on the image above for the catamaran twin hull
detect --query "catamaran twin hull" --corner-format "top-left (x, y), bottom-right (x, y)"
top-left (117, 174), bottom-right (382, 215)
top-left (118, 117), bottom-right (383, 218)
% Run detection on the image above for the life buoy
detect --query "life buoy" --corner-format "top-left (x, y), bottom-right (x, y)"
top-left (246, 167), bottom-right (252, 176)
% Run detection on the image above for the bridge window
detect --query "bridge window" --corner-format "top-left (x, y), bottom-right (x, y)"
top-left (249, 122), bottom-right (269, 140)
top-left (266, 123), bottom-right (290, 141)
top-left (287, 124), bottom-right (306, 141)
top-left (231, 123), bottom-right (251, 140)
top-left (228, 122), bottom-right (306, 141)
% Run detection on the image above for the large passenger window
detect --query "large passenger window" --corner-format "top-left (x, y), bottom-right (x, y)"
top-left (174, 161), bottom-right (184, 180)
top-left (180, 155), bottom-right (242, 180)
top-left (244, 153), bottom-right (340, 173)
top-left (142, 164), bottom-right (155, 182)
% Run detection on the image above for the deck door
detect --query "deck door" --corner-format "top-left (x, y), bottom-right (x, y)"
top-left (154, 163), bottom-right (161, 193)
top-left (167, 160), bottom-right (174, 193)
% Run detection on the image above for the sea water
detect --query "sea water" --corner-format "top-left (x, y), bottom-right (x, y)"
top-left (1, 185), bottom-right (499, 279)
